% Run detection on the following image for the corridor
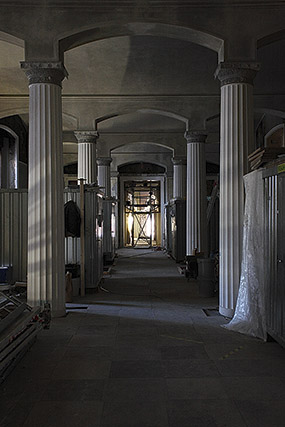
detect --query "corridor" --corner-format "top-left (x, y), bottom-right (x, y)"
top-left (1, 249), bottom-right (285, 427)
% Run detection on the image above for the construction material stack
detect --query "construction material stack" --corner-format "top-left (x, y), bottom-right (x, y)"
top-left (0, 293), bottom-right (48, 383)
top-left (248, 147), bottom-right (285, 171)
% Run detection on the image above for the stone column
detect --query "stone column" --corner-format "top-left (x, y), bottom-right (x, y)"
top-left (184, 132), bottom-right (207, 256)
top-left (21, 62), bottom-right (67, 317)
top-left (215, 62), bottom-right (259, 318)
top-left (97, 157), bottom-right (112, 197)
top-left (74, 131), bottom-right (98, 184)
top-left (172, 157), bottom-right (187, 199)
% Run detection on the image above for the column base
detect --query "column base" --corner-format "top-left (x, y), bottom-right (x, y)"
top-left (219, 306), bottom-right (234, 318)
top-left (51, 308), bottom-right (66, 318)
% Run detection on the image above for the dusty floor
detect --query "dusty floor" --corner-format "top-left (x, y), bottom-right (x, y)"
top-left (1, 248), bottom-right (285, 426)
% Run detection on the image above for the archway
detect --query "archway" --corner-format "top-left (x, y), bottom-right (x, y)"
top-left (0, 125), bottom-right (19, 189)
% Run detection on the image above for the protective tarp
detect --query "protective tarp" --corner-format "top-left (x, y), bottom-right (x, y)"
top-left (223, 170), bottom-right (267, 340)
top-left (64, 200), bottom-right (81, 237)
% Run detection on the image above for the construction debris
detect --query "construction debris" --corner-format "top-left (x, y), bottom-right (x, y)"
top-left (0, 292), bottom-right (49, 383)
top-left (248, 147), bottom-right (285, 171)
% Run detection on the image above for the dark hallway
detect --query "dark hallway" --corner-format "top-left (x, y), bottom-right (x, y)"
top-left (1, 249), bottom-right (285, 426)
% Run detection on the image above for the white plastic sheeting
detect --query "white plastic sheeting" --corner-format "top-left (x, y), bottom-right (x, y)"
top-left (223, 170), bottom-right (267, 340)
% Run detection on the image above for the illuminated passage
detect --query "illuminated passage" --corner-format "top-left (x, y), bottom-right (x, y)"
top-left (124, 180), bottom-right (161, 248)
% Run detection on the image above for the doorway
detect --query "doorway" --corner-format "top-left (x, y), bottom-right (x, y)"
top-left (124, 180), bottom-right (161, 248)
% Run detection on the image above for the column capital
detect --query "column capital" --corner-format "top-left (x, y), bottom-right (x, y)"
top-left (172, 156), bottom-right (187, 166)
top-left (21, 62), bottom-right (68, 87)
top-left (184, 131), bottom-right (207, 144)
top-left (215, 62), bottom-right (260, 86)
top-left (97, 157), bottom-right (112, 166)
top-left (74, 131), bottom-right (99, 144)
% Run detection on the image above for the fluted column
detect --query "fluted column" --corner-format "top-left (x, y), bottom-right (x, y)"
top-left (21, 62), bottom-right (67, 317)
top-left (216, 62), bottom-right (259, 318)
top-left (74, 131), bottom-right (98, 184)
top-left (184, 132), bottom-right (207, 256)
top-left (172, 157), bottom-right (187, 200)
top-left (97, 157), bottom-right (113, 261)
top-left (97, 157), bottom-right (112, 197)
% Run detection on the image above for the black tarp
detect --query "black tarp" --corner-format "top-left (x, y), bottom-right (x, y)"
top-left (64, 200), bottom-right (81, 237)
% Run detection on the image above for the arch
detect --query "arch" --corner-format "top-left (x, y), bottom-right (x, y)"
top-left (0, 31), bottom-right (24, 48)
top-left (0, 124), bottom-right (19, 189)
top-left (0, 124), bottom-right (19, 142)
top-left (264, 123), bottom-right (285, 148)
top-left (257, 29), bottom-right (285, 49)
top-left (59, 22), bottom-right (223, 58)
top-left (118, 161), bottom-right (166, 175)
top-left (254, 108), bottom-right (285, 119)
top-left (0, 108), bottom-right (29, 120)
top-left (206, 113), bottom-right (220, 123)
top-left (111, 140), bottom-right (174, 155)
top-left (62, 112), bottom-right (79, 130)
top-left (95, 108), bottom-right (189, 130)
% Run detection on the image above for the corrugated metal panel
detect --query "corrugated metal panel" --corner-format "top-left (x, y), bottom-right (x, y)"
top-left (64, 190), bottom-right (81, 264)
top-left (264, 173), bottom-right (285, 347)
top-left (84, 188), bottom-right (103, 289)
top-left (265, 176), bottom-right (278, 335)
top-left (64, 188), bottom-right (103, 289)
top-left (0, 189), bottom-right (28, 282)
top-left (0, 188), bottom-right (103, 290)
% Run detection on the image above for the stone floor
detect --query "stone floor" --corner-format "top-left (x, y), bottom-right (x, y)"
top-left (1, 248), bottom-right (285, 427)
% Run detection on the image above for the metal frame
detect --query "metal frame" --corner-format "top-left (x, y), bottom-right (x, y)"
top-left (119, 175), bottom-right (165, 248)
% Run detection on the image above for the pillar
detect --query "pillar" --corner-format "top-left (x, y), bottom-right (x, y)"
top-left (74, 131), bottom-right (98, 184)
top-left (184, 132), bottom-right (207, 256)
top-left (21, 62), bottom-right (67, 317)
top-left (172, 157), bottom-right (187, 199)
top-left (97, 157), bottom-right (112, 197)
top-left (215, 62), bottom-right (259, 318)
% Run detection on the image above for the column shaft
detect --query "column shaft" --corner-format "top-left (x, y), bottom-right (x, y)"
top-left (75, 131), bottom-right (98, 184)
top-left (186, 138), bottom-right (207, 255)
top-left (219, 83), bottom-right (254, 317)
top-left (173, 158), bottom-right (186, 199)
top-left (97, 159), bottom-right (112, 197)
top-left (78, 143), bottom-right (97, 184)
top-left (27, 83), bottom-right (65, 316)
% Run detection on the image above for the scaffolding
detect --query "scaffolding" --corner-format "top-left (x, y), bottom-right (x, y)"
top-left (124, 181), bottom-right (160, 248)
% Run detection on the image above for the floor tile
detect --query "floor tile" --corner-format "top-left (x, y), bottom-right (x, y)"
top-left (42, 379), bottom-right (105, 401)
top-left (103, 378), bottom-right (167, 402)
top-left (102, 400), bottom-right (168, 426)
top-left (1, 401), bottom-right (35, 427)
top-left (163, 359), bottom-right (220, 378)
top-left (160, 345), bottom-right (209, 360)
top-left (110, 360), bottom-right (164, 378)
top-left (64, 345), bottom-right (114, 360)
top-left (215, 358), bottom-right (280, 377)
top-left (68, 334), bottom-right (116, 347)
top-left (221, 376), bottom-right (285, 400)
top-left (167, 399), bottom-right (247, 427)
top-left (114, 345), bottom-right (161, 360)
top-left (22, 401), bottom-right (103, 427)
top-left (51, 359), bottom-right (111, 379)
top-left (235, 399), bottom-right (285, 427)
top-left (166, 378), bottom-right (227, 399)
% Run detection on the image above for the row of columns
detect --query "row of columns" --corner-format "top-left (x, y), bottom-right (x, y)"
top-left (21, 60), bottom-right (258, 319)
